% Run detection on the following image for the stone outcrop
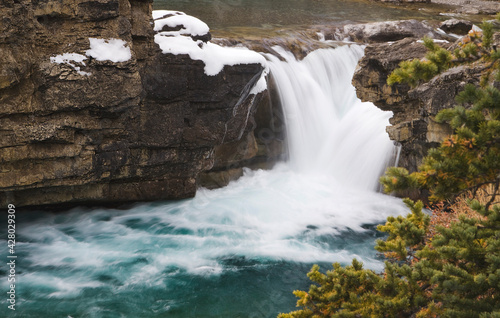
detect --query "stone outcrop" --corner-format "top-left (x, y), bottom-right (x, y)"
top-left (439, 19), bottom-right (473, 35)
top-left (367, 0), bottom-right (499, 15)
top-left (198, 74), bottom-right (286, 189)
top-left (325, 20), bottom-right (446, 43)
top-left (352, 38), bottom-right (435, 172)
top-left (352, 31), bottom-right (498, 174)
top-left (0, 0), bottom-right (269, 208)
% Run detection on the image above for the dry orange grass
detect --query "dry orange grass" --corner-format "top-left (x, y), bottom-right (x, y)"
top-left (427, 185), bottom-right (498, 240)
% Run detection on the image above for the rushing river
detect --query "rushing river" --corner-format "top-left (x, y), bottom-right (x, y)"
top-left (0, 2), bottom-right (429, 317)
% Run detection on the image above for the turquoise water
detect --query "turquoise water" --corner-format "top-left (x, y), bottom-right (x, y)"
top-left (1, 167), bottom-right (406, 317)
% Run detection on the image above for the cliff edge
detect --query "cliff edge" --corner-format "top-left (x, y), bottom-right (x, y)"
top-left (352, 23), bottom-right (499, 174)
top-left (0, 0), bottom-right (269, 207)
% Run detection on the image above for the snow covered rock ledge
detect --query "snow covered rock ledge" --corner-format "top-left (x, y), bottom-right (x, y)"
top-left (152, 10), bottom-right (267, 76)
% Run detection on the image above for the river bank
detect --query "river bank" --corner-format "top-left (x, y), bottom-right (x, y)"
top-left (431, 0), bottom-right (498, 15)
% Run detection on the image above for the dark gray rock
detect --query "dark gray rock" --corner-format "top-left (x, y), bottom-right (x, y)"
top-left (439, 19), bottom-right (473, 35)
top-left (373, 0), bottom-right (430, 3)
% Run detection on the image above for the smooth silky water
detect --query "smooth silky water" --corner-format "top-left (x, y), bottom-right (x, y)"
top-left (0, 3), bottom-right (425, 316)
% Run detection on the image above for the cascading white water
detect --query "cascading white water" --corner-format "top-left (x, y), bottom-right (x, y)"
top-left (3, 45), bottom-right (407, 318)
top-left (266, 45), bottom-right (395, 190)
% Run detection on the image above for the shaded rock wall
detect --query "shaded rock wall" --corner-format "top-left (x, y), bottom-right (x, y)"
top-left (0, 0), bottom-right (266, 207)
top-left (353, 38), bottom-right (442, 173)
top-left (199, 73), bottom-right (287, 189)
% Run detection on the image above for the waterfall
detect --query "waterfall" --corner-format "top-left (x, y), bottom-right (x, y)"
top-left (6, 45), bottom-right (407, 318)
top-left (394, 142), bottom-right (402, 167)
top-left (266, 45), bottom-right (394, 190)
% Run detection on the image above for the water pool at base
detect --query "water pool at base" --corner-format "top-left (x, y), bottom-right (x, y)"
top-left (1, 167), bottom-right (407, 317)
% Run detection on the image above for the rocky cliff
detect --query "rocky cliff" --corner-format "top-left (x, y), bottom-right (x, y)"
top-left (0, 0), bottom-right (272, 207)
top-left (352, 23), bottom-right (499, 174)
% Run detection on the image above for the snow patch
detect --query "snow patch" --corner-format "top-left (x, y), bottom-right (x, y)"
top-left (417, 39), bottom-right (449, 43)
top-left (152, 10), bottom-right (267, 77)
top-left (154, 34), bottom-right (266, 76)
top-left (50, 38), bottom-right (132, 76)
top-left (250, 72), bottom-right (267, 95)
top-left (470, 24), bottom-right (482, 33)
top-left (316, 32), bottom-right (326, 42)
top-left (154, 13), bottom-right (209, 36)
top-left (50, 53), bottom-right (91, 76)
top-left (435, 28), bottom-right (460, 39)
top-left (86, 38), bottom-right (131, 63)
top-left (152, 10), bottom-right (183, 20)
top-left (50, 53), bottom-right (87, 65)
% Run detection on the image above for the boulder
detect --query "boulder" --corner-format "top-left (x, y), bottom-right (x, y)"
top-left (439, 19), bottom-right (473, 35)
top-left (430, 0), bottom-right (500, 15)
top-left (327, 20), bottom-right (444, 43)
top-left (375, 0), bottom-right (430, 2)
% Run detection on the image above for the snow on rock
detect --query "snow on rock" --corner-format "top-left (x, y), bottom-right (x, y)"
top-left (152, 10), bottom-right (182, 20)
top-left (250, 72), bottom-right (267, 95)
top-left (154, 34), bottom-right (267, 76)
top-left (50, 53), bottom-right (91, 76)
top-left (49, 38), bottom-right (131, 76)
top-left (86, 38), bottom-right (131, 63)
top-left (50, 53), bottom-right (87, 65)
top-left (417, 39), bottom-right (449, 43)
top-left (153, 11), bottom-right (209, 36)
top-left (152, 10), bottom-right (267, 77)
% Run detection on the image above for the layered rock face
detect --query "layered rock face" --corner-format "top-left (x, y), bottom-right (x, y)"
top-left (352, 28), bottom-right (498, 173)
top-left (0, 0), bottom-right (267, 207)
top-left (353, 38), bottom-right (449, 172)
